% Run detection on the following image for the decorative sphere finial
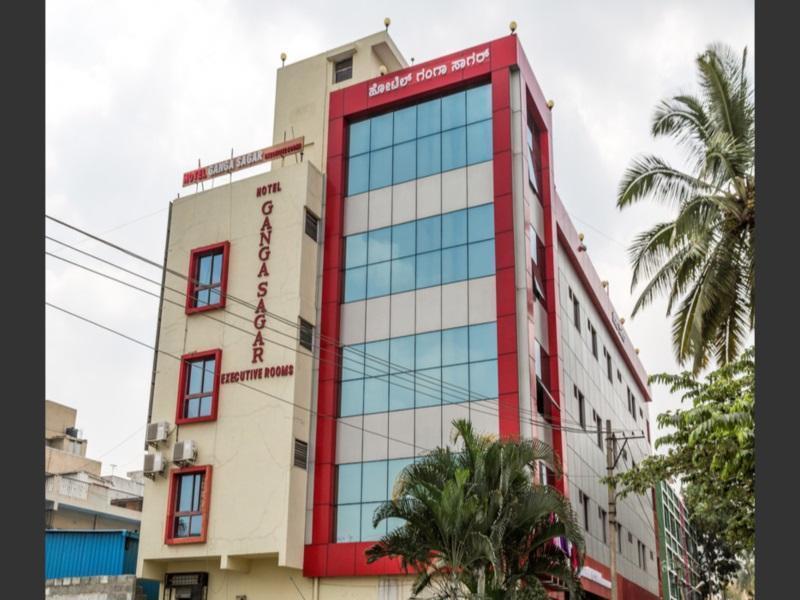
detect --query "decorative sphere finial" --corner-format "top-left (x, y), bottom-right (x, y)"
top-left (379, 65), bottom-right (388, 76)
top-left (384, 17), bottom-right (391, 31)
top-left (280, 52), bottom-right (287, 66)
top-left (547, 99), bottom-right (555, 109)
top-left (509, 21), bottom-right (518, 34)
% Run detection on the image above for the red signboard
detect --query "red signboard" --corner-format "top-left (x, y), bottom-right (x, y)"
top-left (182, 137), bottom-right (304, 187)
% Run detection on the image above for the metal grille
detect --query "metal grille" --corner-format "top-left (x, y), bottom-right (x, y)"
top-left (294, 439), bottom-right (308, 469)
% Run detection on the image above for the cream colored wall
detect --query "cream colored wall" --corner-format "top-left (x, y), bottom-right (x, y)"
top-left (145, 557), bottom-right (422, 600)
top-left (46, 446), bottom-right (100, 475)
top-left (45, 400), bottom-right (77, 439)
top-left (138, 162), bottom-right (323, 577)
top-left (272, 31), bottom-right (406, 173)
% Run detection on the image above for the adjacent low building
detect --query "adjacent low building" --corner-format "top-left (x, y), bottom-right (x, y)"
top-left (137, 29), bottom-right (659, 599)
top-left (45, 400), bottom-right (144, 531)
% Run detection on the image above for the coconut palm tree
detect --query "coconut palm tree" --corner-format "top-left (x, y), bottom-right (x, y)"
top-left (365, 420), bottom-right (585, 599)
top-left (617, 43), bottom-right (754, 373)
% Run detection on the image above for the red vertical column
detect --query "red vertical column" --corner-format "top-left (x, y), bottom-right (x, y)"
top-left (491, 66), bottom-right (519, 440)
top-left (311, 93), bottom-right (346, 557)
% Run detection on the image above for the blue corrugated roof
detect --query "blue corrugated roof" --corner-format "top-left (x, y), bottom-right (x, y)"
top-left (45, 530), bottom-right (139, 579)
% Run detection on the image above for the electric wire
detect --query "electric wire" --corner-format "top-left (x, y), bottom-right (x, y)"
top-left (46, 246), bottom-right (623, 436)
top-left (45, 224), bottom-right (647, 437)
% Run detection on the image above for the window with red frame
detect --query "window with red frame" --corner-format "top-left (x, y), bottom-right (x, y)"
top-left (166, 466), bottom-right (211, 544)
top-left (529, 225), bottom-right (546, 302)
top-left (177, 350), bottom-right (220, 423)
top-left (186, 242), bottom-right (229, 313)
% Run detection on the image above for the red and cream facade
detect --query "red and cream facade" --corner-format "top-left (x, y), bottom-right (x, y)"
top-left (138, 30), bottom-right (660, 600)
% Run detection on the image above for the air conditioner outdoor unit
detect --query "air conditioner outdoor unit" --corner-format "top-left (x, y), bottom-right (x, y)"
top-left (143, 453), bottom-right (166, 478)
top-left (145, 421), bottom-right (171, 445)
top-left (172, 440), bottom-right (197, 465)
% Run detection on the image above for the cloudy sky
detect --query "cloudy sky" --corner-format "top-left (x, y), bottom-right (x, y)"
top-left (45, 0), bottom-right (754, 476)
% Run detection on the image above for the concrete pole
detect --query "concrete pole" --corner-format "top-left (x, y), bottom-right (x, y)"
top-left (606, 419), bottom-right (618, 600)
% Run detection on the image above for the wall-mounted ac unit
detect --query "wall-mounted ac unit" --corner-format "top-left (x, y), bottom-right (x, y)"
top-left (143, 453), bottom-right (166, 479)
top-left (172, 440), bottom-right (197, 466)
top-left (65, 426), bottom-right (81, 438)
top-left (145, 421), bottom-right (171, 445)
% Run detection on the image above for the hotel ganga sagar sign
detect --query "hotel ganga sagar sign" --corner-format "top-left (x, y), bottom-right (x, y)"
top-left (182, 137), bottom-right (304, 187)
top-left (368, 48), bottom-right (490, 98)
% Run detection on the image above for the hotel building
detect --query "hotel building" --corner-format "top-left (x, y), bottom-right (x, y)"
top-left (137, 29), bottom-right (660, 600)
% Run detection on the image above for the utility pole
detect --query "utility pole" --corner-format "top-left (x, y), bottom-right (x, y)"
top-left (606, 419), bottom-right (618, 600)
top-left (606, 422), bottom-right (647, 600)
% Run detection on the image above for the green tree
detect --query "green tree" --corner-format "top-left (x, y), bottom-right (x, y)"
top-left (617, 43), bottom-right (754, 373)
top-left (366, 419), bottom-right (585, 599)
top-left (610, 348), bottom-right (754, 593)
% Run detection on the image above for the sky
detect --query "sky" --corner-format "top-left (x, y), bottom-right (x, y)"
top-left (45, 0), bottom-right (754, 476)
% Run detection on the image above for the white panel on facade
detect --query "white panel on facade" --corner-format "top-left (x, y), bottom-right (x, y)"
top-left (467, 161), bottom-right (494, 207)
top-left (340, 300), bottom-right (366, 346)
top-left (365, 296), bottom-right (391, 342)
top-left (441, 167), bottom-right (467, 214)
top-left (442, 403), bottom-right (469, 450)
top-left (416, 173), bottom-right (442, 219)
top-left (441, 280), bottom-right (469, 330)
top-left (468, 276), bottom-right (497, 324)
top-left (392, 180), bottom-right (416, 225)
top-left (388, 410), bottom-right (415, 459)
top-left (414, 405), bottom-right (442, 456)
top-left (343, 192), bottom-right (369, 235)
top-left (534, 299), bottom-right (550, 353)
top-left (368, 186), bottom-right (392, 230)
top-left (390, 291), bottom-right (416, 338)
top-left (470, 400), bottom-right (499, 436)
top-left (335, 416), bottom-right (364, 464)
top-left (415, 286), bottom-right (442, 333)
top-left (363, 412), bottom-right (389, 461)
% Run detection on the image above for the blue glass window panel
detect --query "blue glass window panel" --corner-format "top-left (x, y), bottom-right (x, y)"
top-left (442, 209), bottom-right (467, 248)
top-left (442, 127), bottom-right (467, 172)
top-left (347, 153), bottom-right (369, 196)
top-left (467, 120), bottom-right (493, 165)
top-left (442, 364), bottom-right (469, 404)
top-left (470, 359), bottom-right (498, 400)
top-left (417, 215), bottom-right (441, 253)
top-left (361, 502), bottom-right (386, 541)
top-left (370, 113), bottom-right (394, 150)
top-left (345, 232), bottom-right (368, 268)
top-left (336, 504), bottom-right (361, 543)
top-left (349, 120), bottom-right (371, 157)
top-left (388, 458), bottom-right (414, 497)
top-left (368, 227), bottom-right (391, 264)
top-left (364, 340), bottom-right (390, 377)
top-left (198, 255), bottom-right (212, 284)
top-left (416, 250), bottom-right (441, 288)
top-left (394, 106), bottom-right (417, 144)
top-left (362, 461), bottom-right (388, 502)
top-left (211, 253), bottom-right (223, 284)
top-left (387, 517), bottom-right (404, 535)
top-left (367, 262), bottom-right (390, 298)
top-left (466, 85), bottom-right (492, 124)
top-left (468, 240), bottom-right (495, 279)
top-left (344, 267), bottom-right (366, 303)
top-left (187, 361), bottom-right (203, 394)
top-left (391, 221), bottom-right (416, 259)
top-left (415, 368), bottom-right (442, 407)
top-left (337, 463), bottom-right (362, 504)
top-left (417, 98), bottom-right (441, 136)
top-left (389, 374), bottom-right (414, 411)
top-left (390, 336), bottom-right (415, 372)
top-left (416, 331), bottom-right (441, 369)
top-left (369, 147), bottom-right (393, 190)
top-left (417, 134), bottom-right (441, 179)
top-left (342, 344), bottom-right (365, 380)
top-left (177, 473), bottom-right (197, 511)
top-left (393, 140), bottom-right (416, 184)
top-left (340, 379), bottom-right (364, 416)
top-left (442, 245), bottom-right (468, 284)
top-left (364, 377), bottom-right (389, 414)
top-left (442, 326), bottom-right (469, 366)
top-left (470, 322), bottom-right (498, 362)
top-left (390, 257), bottom-right (415, 294)
top-left (468, 203), bottom-right (495, 242)
top-left (201, 358), bottom-right (215, 393)
top-left (442, 91), bottom-right (466, 131)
